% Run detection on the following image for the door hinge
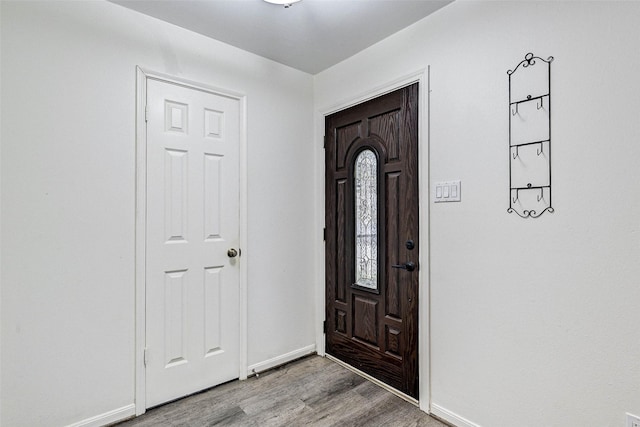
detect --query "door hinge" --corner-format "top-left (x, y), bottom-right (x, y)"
top-left (323, 227), bottom-right (326, 241)
top-left (144, 105), bottom-right (149, 122)
top-left (143, 348), bottom-right (148, 366)
top-left (323, 320), bottom-right (327, 333)
top-left (323, 135), bottom-right (326, 149)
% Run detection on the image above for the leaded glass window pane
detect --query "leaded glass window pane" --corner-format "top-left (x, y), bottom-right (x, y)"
top-left (354, 149), bottom-right (378, 290)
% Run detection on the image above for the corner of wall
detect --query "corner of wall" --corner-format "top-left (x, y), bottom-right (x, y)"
top-left (0, 1), bottom-right (5, 423)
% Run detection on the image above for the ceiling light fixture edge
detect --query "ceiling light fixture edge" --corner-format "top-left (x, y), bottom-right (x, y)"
top-left (263, 0), bottom-right (301, 8)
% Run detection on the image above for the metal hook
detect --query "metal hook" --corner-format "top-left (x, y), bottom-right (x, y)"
top-left (537, 97), bottom-right (544, 110)
top-left (537, 188), bottom-right (544, 202)
top-left (537, 142), bottom-right (544, 156)
top-left (512, 146), bottom-right (519, 159)
top-left (511, 103), bottom-right (519, 116)
top-left (512, 189), bottom-right (519, 203)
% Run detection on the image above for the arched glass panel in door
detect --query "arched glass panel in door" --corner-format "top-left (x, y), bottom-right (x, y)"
top-left (354, 149), bottom-right (378, 290)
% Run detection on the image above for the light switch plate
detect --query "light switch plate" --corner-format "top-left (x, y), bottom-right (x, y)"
top-left (434, 180), bottom-right (461, 203)
top-left (627, 413), bottom-right (640, 427)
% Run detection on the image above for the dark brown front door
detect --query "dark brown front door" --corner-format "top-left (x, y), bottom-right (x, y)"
top-left (325, 83), bottom-right (419, 398)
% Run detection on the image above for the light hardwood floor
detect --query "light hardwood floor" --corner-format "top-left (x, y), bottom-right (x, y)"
top-left (118, 355), bottom-right (447, 426)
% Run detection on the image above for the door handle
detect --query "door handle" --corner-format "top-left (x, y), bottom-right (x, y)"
top-left (227, 248), bottom-right (238, 258)
top-left (391, 261), bottom-right (416, 272)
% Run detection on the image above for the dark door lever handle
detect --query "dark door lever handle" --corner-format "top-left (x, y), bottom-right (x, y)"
top-left (391, 262), bottom-right (416, 272)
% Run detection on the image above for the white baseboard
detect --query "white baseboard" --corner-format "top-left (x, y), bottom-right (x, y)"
top-left (65, 404), bottom-right (136, 427)
top-left (247, 344), bottom-right (316, 376)
top-left (430, 402), bottom-right (481, 427)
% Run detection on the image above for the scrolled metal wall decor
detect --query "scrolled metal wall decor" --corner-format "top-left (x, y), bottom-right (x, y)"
top-left (508, 52), bottom-right (554, 218)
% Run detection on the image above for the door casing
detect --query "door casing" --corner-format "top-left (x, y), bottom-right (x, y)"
top-left (134, 67), bottom-right (248, 415)
top-left (315, 68), bottom-right (430, 412)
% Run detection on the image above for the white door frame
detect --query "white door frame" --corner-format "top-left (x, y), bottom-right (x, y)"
top-left (134, 67), bottom-right (248, 415)
top-left (314, 68), bottom-right (431, 413)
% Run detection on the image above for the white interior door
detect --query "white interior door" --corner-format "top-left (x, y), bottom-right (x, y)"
top-left (145, 78), bottom-right (240, 408)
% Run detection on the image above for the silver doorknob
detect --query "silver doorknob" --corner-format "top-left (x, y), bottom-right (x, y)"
top-left (227, 248), bottom-right (238, 258)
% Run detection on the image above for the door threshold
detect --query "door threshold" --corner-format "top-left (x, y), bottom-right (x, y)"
top-left (324, 353), bottom-right (419, 407)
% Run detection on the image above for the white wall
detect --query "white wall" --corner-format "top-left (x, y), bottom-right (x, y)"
top-left (0, 2), bottom-right (3, 424)
top-left (315, 1), bottom-right (640, 426)
top-left (0, 1), bottom-right (315, 426)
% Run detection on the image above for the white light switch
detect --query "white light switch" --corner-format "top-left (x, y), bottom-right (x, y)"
top-left (433, 180), bottom-right (461, 203)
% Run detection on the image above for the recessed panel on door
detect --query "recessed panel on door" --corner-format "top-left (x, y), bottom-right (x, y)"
top-left (204, 266), bottom-right (223, 357)
top-left (165, 101), bottom-right (188, 134)
top-left (204, 109), bottom-right (224, 139)
top-left (204, 154), bottom-right (222, 241)
top-left (164, 149), bottom-right (188, 243)
top-left (164, 269), bottom-right (188, 367)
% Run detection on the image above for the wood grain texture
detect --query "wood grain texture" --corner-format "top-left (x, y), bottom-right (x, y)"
top-left (117, 356), bottom-right (445, 427)
top-left (385, 171), bottom-right (401, 318)
top-left (352, 296), bottom-right (378, 346)
top-left (325, 83), bottom-right (419, 398)
top-left (336, 122), bottom-right (362, 170)
top-left (336, 179), bottom-right (347, 302)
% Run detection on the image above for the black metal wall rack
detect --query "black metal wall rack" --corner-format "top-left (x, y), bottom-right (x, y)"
top-left (508, 52), bottom-right (554, 218)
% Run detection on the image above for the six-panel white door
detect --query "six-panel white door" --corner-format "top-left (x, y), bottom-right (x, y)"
top-left (145, 78), bottom-right (240, 408)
